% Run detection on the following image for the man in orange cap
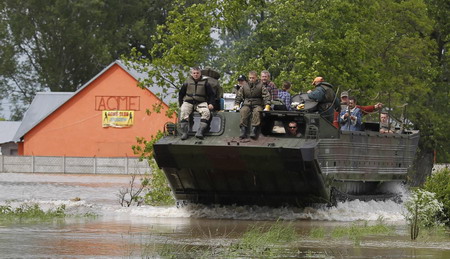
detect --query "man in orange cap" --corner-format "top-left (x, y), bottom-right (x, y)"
top-left (307, 76), bottom-right (340, 123)
top-left (312, 77), bottom-right (324, 85)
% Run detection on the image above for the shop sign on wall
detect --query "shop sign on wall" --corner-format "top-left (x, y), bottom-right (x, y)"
top-left (102, 110), bottom-right (134, 128)
top-left (95, 96), bottom-right (140, 111)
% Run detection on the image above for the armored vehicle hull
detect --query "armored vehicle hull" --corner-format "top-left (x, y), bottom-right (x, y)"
top-left (153, 110), bottom-right (419, 206)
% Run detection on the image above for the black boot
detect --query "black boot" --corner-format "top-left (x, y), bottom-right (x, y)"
top-left (180, 121), bottom-right (189, 140)
top-left (239, 126), bottom-right (247, 139)
top-left (250, 126), bottom-right (258, 139)
top-left (195, 122), bottom-right (208, 139)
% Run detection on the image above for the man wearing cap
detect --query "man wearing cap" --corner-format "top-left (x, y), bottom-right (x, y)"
top-left (340, 91), bottom-right (349, 110)
top-left (331, 91), bottom-right (350, 128)
top-left (307, 76), bottom-right (340, 123)
top-left (334, 90), bottom-right (383, 128)
top-left (233, 74), bottom-right (248, 94)
top-left (340, 90), bottom-right (383, 115)
top-left (234, 71), bottom-right (271, 139)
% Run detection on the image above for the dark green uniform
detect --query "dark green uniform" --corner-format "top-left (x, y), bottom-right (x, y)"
top-left (235, 80), bottom-right (270, 127)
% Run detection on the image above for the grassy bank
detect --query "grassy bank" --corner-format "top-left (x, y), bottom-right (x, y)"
top-left (0, 202), bottom-right (96, 222)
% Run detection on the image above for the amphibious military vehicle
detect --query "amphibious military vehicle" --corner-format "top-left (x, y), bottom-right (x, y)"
top-left (153, 94), bottom-right (419, 207)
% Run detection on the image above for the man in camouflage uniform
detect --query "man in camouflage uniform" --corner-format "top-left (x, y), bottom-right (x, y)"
top-left (307, 76), bottom-right (340, 123)
top-left (234, 71), bottom-right (271, 139)
top-left (178, 67), bottom-right (215, 140)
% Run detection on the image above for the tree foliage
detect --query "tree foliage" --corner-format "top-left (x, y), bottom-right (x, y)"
top-left (423, 168), bottom-right (450, 225)
top-left (128, 0), bottom-right (449, 166)
top-left (0, 0), bottom-right (180, 120)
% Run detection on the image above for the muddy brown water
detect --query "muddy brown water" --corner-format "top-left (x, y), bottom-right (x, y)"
top-left (1, 173), bottom-right (449, 258)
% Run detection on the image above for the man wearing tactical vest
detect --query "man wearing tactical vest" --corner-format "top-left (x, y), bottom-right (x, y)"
top-left (307, 76), bottom-right (340, 123)
top-left (178, 67), bottom-right (215, 140)
top-left (234, 71), bottom-right (271, 139)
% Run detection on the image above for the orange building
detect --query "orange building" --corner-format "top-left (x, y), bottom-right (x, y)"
top-left (14, 61), bottom-right (176, 157)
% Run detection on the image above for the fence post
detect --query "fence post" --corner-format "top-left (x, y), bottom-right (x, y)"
top-left (63, 156), bottom-right (66, 174)
top-left (125, 156), bottom-right (129, 175)
top-left (93, 156), bottom-right (97, 174)
top-left (1, 155), bottom-right (3, 173)
top-left (32, 155), bottom-right (35, 173)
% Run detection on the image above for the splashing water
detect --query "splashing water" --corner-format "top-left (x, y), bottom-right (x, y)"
top-left (0, 173), bottom-right (408, 223)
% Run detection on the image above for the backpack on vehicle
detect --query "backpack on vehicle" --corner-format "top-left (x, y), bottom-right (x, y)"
top-left (201, 67), bottom-right (223, 109)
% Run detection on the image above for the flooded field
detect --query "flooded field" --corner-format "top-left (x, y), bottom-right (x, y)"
top-left (1, 173), bottom-right (449, 258)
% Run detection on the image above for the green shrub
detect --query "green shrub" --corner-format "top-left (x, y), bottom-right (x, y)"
top-left (0, 203), bottom-right (66, 221)
top-left (404, 188), bottom-right (445, 240)
top-left (423, 168), bottom-right (450, 225)
top-left (143, 159), bottom-right (175, 206)
top-left (132, 131), bottom-right (175, 206)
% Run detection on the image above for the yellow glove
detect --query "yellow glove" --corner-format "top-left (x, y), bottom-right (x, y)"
top-left (263, 105), bottom-right (271, 111)
top-left (296, 104), bottom-right (305, 110)
top-left (233, 105), bottom-right (240, 110)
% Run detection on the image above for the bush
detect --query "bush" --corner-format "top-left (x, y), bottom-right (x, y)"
top-left (132, 131), bottom-right (175, 206)
top-left (404, 188), bottom-right (445, 240)
top-left (0, 203), bottom-right (66, 221)
top-left (423, 168), bottom-right (450, 225)
top-left (404, 189), bottom-right (444, 228)
top-left (143, 159), bottom-right (175, 206)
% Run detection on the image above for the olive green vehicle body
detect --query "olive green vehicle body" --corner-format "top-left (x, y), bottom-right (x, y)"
top-left (153, 110), bottom-right (419, 206)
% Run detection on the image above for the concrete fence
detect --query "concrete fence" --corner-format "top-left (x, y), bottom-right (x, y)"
top-left (0, 155), bottom-right (151, 175)
top-left (432, 163), bottom-right (450, 173)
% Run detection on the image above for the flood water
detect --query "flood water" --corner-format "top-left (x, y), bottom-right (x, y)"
top-left (1, 173), bottom-right (449, 258)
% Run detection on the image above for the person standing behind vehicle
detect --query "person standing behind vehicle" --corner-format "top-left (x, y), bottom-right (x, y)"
top-left (278, 81), bottom-right (292, 110)
top-left (339, 96), bottom-right (362, 131)
top-left (340, 90), bottom-right (383, 115)
top-left (307, 77), bottom-right (340, 123)
top-left (340, 91), bottom-right (349, 110)
top-left (379, 111), bottom-right (396, 133)
top-left (332, 90), bottom-right (349, 128)
top-left (234, 71), bottom-right (271, 139)
top-left (178, 67), bottom-right (215, 140)
top-left (261, 70), bottom-right (278, 102)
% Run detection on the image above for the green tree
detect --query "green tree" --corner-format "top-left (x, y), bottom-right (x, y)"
top-left (0, 0), bottom-right (177, 120)
top-left (125, 0), bottom-right (216, 107)
top-left (128, 0), bottom-right (449, 176)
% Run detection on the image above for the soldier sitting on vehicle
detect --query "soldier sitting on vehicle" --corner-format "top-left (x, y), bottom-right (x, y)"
top-left (233, 74), bottom-right (248, 94)
top-left (234, 71), bottom-right (271, 139)
top-left (178, 67), bottom-right (215, 140)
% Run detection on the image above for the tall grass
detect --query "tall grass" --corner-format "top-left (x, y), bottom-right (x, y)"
top-left (152, 220), bottom-right (298, 258)
top-left (0, 202), bottom-right (66, 222)
top-left (310, 220), bottom-right (394, 246)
